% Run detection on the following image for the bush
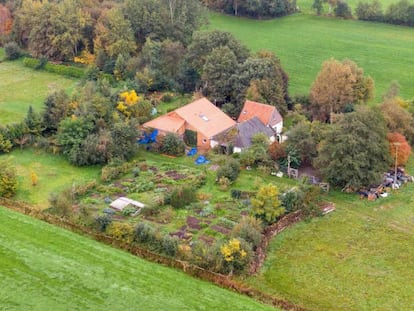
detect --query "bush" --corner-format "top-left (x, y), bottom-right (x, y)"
top-left (160, 133), bottom-right (185, 156)
top-left (133, 222), bottom-right (157, 244)
top-left (230, 189), bottom-right (242, 199)
top-left (106, 222), bottom-right (134, 242)
top-left (161, 93), bottom-right (174, 103)
top-left (4, 42), bottom-right (21, 60)
top-left (161, 235), bottom-right (179, 257)
top-left (216, 158), bottom-right (240, 182)
top-left (22, 57), bottom-right (85, 78)
top-left (48, 188), bottom-right (73, 217)
top-left (95, 215), bottom-right (112, 232)
top-left (335, 0), bottom-right (353, 18)
top-left (231, 216), bottom-right (263, 250)
top-left (0, 159), bottom-right (17, 198)
top-left (170, 185), bottom-right (197, 208)
top-left (218, 176), bottom-right (231, 191)
top-left (281, 188), bottom-right (305, 213)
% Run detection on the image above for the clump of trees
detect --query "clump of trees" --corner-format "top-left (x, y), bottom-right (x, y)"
top-left (201, 0), bottom-right (297, 18)
top-left (309, 58), bottom-right (374, 123)
top-left (314, 107), bottom-right (391, 190)
top-left (312, 0), bottom-right (414, 27)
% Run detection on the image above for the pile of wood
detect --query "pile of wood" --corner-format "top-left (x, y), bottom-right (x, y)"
top-left (359, 168), bottom-right (413, 200)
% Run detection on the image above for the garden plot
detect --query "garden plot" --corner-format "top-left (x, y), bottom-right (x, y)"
top-left (77, 160), bottom-right (251, 245)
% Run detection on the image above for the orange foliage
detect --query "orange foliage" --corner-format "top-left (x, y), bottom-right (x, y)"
top-left (268, 141), bottom-right (286, 161)
top-left (387, 132), bottom-right (412, 166)
top-left (0, 5), bottom-right (12, 35)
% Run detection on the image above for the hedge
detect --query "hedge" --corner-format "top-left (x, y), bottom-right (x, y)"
top-left (23, 57), bottom-right (85, 78)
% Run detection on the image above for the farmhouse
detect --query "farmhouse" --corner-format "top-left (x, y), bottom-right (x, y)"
top-left (237, 100), bottom-right (283, 134)
top-left (233, 117), bottom-right (276, 153)
top-left (143, 97), bottom-right (236, 151)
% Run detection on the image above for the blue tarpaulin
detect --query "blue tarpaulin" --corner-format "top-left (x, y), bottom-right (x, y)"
top-left (195, 155), bottom-right (210, 165)
top-left (187, 147), bottom-right (197, 156)
top-left (138, 129), bottom-right (158, 144)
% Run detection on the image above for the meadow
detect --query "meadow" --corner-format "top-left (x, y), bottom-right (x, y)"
top-left (208, 13), bottom-right (414, 102)
top-left (0, 52), bottom-right (76, 124)
top-left (245, 160), bottom-right (414, 310)
top-left (0, 206), bottom-right (277, 311)
top-left (3, 149), bottom-right (100, 209)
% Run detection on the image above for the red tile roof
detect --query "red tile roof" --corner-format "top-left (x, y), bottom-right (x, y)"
top-left (237, 100), bottom-right (282, 127)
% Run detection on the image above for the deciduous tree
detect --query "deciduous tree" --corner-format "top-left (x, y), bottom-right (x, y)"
top-left (310, 58), bottom-right (374, 122)
top-left (315, 107), bottom-right (391, 190)
top-left (251, 183), bottom-right (285, 223)
top-left (387, 132), bottom-right (411, 166)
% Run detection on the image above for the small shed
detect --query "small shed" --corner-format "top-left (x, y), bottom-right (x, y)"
top-left (110, 197), bottom-right (145, 212)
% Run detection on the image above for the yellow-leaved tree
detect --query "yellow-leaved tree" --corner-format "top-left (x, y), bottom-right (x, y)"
top-left (220, 238), bottom-right (251, 274)
top-left (251, 183), bottom-right (285, 223)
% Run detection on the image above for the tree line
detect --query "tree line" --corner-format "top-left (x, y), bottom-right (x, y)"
top-left (313, 0), bottom-right (414, 26)
top-left (200, 0), bottom-right (297, 18)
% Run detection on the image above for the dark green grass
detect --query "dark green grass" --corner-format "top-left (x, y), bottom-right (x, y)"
top-left (0, 56), bottom-right (76, 124)
top-left (208, 13), bottom-right (414, 101)
top-left (245, 161), bottom-right (414, 310)
top-left (0, 206), bottom-right (277, 311)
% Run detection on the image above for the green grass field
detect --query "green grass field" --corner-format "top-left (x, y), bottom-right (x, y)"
top-left (2, 149), bottom-right (100, 209)
top-left (208, 13), bottom-right (414, 101)
top-left (245, 163), bottom-right (414, 310)
top-left (0, 206), bottom-right (277, 311)
top-left (0, 55), bottom-right (76, 124)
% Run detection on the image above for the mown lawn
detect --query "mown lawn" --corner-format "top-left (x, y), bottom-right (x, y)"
top-left (0, 56), bottom-right (76, 124)
top-left (2, 149), bottom-right (100, 209)
top-left (245, 161), bottom-right (414, 310)
top-left (208, 13), bottom-right (414, 101)
top-left (0, 206), bottom-right (278, 311)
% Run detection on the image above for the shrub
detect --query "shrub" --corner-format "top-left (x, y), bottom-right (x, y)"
top-left (231, 216), bottom-right (263, 250)
top-left (335, 0), bottom-right (353, 18)
top-left (133, 222), bottom-right (157, 244)
top-left (22, 57), bottom-right (85, 78)
top-left (170, 185), bottom-right (197, 208)
top-left (160, 133), bottom-right (185, 156)
top-left (268, 141), bottom-right (286, 161)
top-left (48, 188), bottom-right (73, 217)
top-left (106, 222), bottom-right (134, 242)
top-left (161, 93), bottom-right (174, 103)
top-left (161, 235), bottom-right (179, 257)
top-left (4, 42), bottom-right (21, 60)
top-left (0, 159), bottom-right (17, 198)
top-left (94, 215), bottom-right (112, 232)
top-left (216, 158), bottom-right (240, 182)
top-left (219, 238), bottom-right (253, 274)
top-left (218, 176), bottom-right (231, 191)
top-left (230, 189), bottom-right (242, 199)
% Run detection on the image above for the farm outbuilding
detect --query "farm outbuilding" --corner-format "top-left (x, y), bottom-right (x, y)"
top-left (110, 197), bottom-right (145, 212)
